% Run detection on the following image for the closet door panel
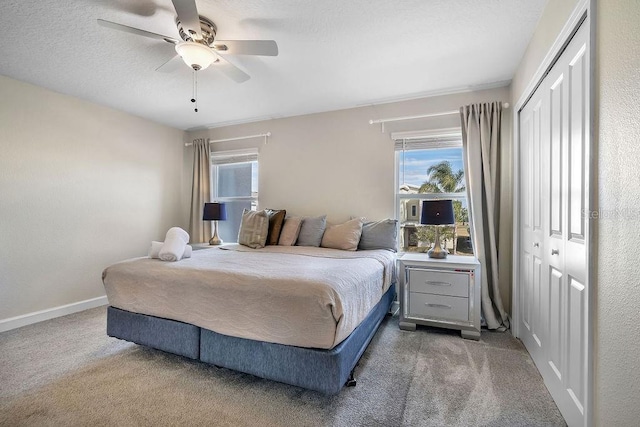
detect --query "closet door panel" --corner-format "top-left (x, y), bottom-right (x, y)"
top-left (549, 75), bottom-right (565, 239)
top-left (548, 266), bottom-right (564, 381)
top-left (567, 276), bottom-right (586, 414)
top-left (522, 252), bottom-right (532, 331)
top-left (533, 100), bottom-right (543, 234)
top-left (568, 45), bottom-right (587, 242)
top-left (564, 34), bottom-right (589, 420)
top-left (519, 94), bottom-right (545, 360)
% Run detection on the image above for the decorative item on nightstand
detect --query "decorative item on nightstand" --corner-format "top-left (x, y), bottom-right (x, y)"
top-left (421, 199), bottom-right (454, 259)
top-left (203, 202), bottom-right (227, 245)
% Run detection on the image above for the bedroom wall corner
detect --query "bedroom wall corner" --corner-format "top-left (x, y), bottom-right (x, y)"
top-left (0, 75), bottom-right (187, 326)
top-left (511, 0), bottom-right (583, 105)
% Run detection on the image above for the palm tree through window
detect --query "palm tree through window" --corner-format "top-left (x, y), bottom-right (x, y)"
top-left (396, 145), bottom-right (472, 255)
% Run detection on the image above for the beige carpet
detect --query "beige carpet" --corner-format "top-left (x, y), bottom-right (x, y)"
top-left (0, 307), bottom-right (566, 426)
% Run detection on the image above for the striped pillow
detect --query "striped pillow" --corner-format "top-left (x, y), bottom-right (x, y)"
top-left (238, 209), bottom-right (269, 249)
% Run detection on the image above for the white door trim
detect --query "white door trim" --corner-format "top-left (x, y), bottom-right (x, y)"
top-left (511, 0), bottom-right (594, 425)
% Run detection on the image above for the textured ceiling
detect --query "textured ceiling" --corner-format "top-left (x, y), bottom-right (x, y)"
top-left (0, 0), bottom-right (545, 130)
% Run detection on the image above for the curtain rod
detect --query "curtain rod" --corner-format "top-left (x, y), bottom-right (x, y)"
top-left (369, 103), bottom-right (509, 132)
top-left (185, 132), bottom-right (271, 147)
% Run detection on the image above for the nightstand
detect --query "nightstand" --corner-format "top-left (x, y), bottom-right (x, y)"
top-left (398, 253), bottom-right (481, 340)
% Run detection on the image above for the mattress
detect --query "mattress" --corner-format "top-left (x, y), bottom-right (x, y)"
top-left (102, 244), bottom-right (395, 349)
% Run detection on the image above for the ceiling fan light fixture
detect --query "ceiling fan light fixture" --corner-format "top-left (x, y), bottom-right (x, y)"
top-left (175, 41), bottom-right (217, 71)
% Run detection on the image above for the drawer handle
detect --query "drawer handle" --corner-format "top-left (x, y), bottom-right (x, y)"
top-left (425, 303), bottom-right (452, 309)
top-left (425, 281), bottom-right (452, 287)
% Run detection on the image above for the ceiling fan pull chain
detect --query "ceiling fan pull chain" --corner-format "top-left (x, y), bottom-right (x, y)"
top-left (191, 69), bottom-right (198, 113)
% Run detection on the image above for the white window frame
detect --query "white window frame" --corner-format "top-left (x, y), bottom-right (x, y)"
top-left (393, 128), bottom-right (471, 254)
top-left (210, 148), bottom-right (259, 208)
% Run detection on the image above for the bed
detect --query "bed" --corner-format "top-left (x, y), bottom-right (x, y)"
top-left (102, 244), bottom-right (396, 394)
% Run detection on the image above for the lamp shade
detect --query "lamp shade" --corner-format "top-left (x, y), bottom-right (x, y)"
top-left (420, 200), bottom-right (455, 225)
top-left (203, 202), bottom-right (227, 221)
top-left (175, 41), bottom-right (218, 71)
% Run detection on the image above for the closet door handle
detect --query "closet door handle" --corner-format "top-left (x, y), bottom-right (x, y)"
top-left (551, 249), bottom-right (559, 255)
top-left (425, 303), bottom-right (452, 309)
top-left (533, 242), bottom-right (539, 247)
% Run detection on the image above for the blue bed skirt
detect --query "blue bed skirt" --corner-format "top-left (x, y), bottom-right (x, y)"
top-left (107, 283), bottom-right (395, 394)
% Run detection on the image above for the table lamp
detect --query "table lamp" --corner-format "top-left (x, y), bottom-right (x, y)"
top-left (203, 202), bottom-right (227, 245)
top-left (420, 199), bottom-right (455, 259)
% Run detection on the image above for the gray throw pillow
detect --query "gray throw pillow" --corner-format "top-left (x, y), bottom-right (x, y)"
top-left (296, 215), bottom-right (327, 247)
top-left (238, 209), bottom-right (269, 249)
top-left (358, 219), bottom-right (398, 252)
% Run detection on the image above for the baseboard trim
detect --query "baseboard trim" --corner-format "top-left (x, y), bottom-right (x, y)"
top-left (0, 296), bottom-right (108, 333)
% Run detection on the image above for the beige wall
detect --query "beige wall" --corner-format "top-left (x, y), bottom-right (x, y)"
top-left (512, 0), bottom-right (640, 424)
top-left (187, 86), bottom-right (514, 311)
top-left (0, 75), bottom-right (187, 322)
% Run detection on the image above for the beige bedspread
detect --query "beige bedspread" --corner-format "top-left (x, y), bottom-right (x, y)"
top-left (102, 244), bottom-right (395, 349)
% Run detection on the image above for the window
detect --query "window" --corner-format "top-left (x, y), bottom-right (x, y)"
top-left (210, 149), bottom-right (258, 243)
top-left (394, 129), bottom-right (473, 256)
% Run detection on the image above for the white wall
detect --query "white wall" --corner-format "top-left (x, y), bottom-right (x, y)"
top-left (0, 75), bottom-right (187, 325)
top-left (187, 86), bottom-right (514, 311)
top-left (595, 0), bottom-right (640, 424)
top-left (511, 0), bottom-right (640, 424)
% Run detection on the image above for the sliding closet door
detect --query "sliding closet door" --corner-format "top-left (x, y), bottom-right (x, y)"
top-left (518, 19), bottom-right (589, 427)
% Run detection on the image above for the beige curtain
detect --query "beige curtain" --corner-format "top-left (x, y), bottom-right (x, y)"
top-left (460, 102), bottom-right (509, 330)
top-left (189, 138), bottom-right (212, 243)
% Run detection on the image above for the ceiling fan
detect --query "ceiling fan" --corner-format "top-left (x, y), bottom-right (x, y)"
top-left (97, 0), bottom-right (278, 84)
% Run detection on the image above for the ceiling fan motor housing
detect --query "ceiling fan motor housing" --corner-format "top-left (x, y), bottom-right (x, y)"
top-left (176, 15), bottom-right (217, 46)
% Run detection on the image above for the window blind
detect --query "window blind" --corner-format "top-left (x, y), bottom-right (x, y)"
top-left (392, 127), bottom-right (462, 151)
top-left (210, 149), bottom-right (258, 165)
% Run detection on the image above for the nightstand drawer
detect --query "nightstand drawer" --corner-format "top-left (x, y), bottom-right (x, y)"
top-left (408, 269), bottom-right (469, 297)
top-left (408, 293), bottom-right (469, 322)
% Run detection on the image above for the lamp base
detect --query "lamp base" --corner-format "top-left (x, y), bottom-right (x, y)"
top-left (209, 221), bottom-right (223, 245)
top-left (209, 236), bottom-right (223, 246)
top-left (427, 225), bottom-right (448, 259)
top-left (427, 246), bottom-right (449, 259)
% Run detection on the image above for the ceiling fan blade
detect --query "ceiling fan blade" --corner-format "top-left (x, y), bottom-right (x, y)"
top-left (97, 19), bottom-right (178, 44)
top-left (212, 54), bottom-right (250, 83)
top-left (171, 0), bottom-right (202, 40)
top-left (155, 55), bottom-right (183, 73)
top-left (213, 40), bottom-right (278, 56)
